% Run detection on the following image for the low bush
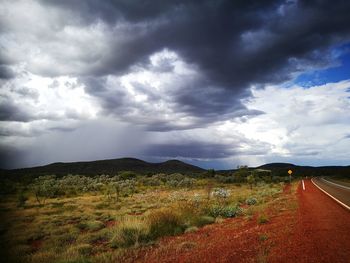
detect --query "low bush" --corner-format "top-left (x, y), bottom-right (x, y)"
top-left (119, 171), bottom-right (138, 180)
top-left (17, 191), bottom-right (28, 207)
top-left (207, 205), bottom-right (223, 217)
top-left (191, 215), bottom-right (215, 227)
top-left (222, 206), bottom-right (240, 218)
top-left (147, 208), bottom-right (185, 239)
top-left (211, 188), bottom-right (230, 199)
top-left (245, 197), bottom-right (258, 205)
top-left (207, 204), bottom-right (241, 218)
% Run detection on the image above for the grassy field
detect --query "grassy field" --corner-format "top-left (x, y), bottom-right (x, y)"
top-left (0, 172), bottom-right (287, 263)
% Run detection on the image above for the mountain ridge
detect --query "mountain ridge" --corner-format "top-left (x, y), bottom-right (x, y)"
top-left (1, 157), bottom-right (205, 176)
top-left (1, 158), bottom-right (349, 178)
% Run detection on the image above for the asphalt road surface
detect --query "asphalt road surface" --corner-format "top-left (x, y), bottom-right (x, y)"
top-left (312, 177), bottom-right (350, 209)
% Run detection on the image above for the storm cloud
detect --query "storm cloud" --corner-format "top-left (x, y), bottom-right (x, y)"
top-left (1, 0), bottom-right (350, 168)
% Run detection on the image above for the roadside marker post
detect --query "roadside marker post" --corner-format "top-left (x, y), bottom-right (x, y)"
top-left (288, 170), bottom-right (292, 184)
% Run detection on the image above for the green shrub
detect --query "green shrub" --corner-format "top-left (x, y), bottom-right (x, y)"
top-left (208, 205), bottom-right (241, 218)
top-left (222, 206), bottom-right (239, 218)
top-left (147, 209), bottom-right (185, 239)
top-left (17, 191), bottom-right (28, 207)
top-left (208, 205), bottom-right (224, 217)
top-left (245, 197), bottom-right (258, 205)
top-left (119, 171), bottom-right (137, 180)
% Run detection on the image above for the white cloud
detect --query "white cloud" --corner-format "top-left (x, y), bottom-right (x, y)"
top-left (153, 80), bottom-right (350, 167)
top-left (0, 0), bottom-right (112, 76)
top-left (0, 72), bottom-right (100, 138)
top-left (233, 80), bottom-right (350, 164)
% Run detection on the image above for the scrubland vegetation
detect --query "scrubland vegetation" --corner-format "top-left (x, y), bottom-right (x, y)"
top-left (0, 168), bottom-right (291, 263)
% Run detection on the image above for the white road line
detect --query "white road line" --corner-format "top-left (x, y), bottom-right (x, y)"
top-left (321, 178), bottom-right (350, 190)
top-left (311, 178), bottom-right (350, 211)
top-left (302, 180), bottom-right (305, 190)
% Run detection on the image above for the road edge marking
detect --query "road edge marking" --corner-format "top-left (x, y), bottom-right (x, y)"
top-left (302, 180), bottom-right (305, 190)
top-left (321, 178), bottom-right (350, 190)
top-left (311, 178), bottom-right (350, 211)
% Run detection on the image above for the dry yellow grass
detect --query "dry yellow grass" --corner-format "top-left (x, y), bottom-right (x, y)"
top-left (0, 181), bottom-right (286, 263)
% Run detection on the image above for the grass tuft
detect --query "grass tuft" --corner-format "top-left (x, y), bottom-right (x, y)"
top-left (110, 217), bottom-right (149, 248)
top-left (147, 208), bottom-right (185, 239)
top-left (257, 214), bottom-right (269, 224)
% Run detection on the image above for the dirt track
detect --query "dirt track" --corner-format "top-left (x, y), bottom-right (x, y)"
top-left (132, 180), bottom-right (350, 263)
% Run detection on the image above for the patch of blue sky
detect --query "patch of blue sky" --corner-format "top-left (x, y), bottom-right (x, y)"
top-left (294, 43), bottom-right (350, 88)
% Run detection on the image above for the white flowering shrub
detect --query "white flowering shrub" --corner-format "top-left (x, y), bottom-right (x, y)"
top-left (211, 188), bottom-right (230, 199)
top-left (168, 191), bottom-right (187, 202)
top-left (192, 193), bottom-right (202, 203)
top-left (207, 204), bottom-right (241, 218)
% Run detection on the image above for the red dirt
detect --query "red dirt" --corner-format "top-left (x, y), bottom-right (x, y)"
top-left (269, 179), bottom-right (350, 263)
top-left (130, 185), bottom-right (295, 263)
top-left (128, 180), bottom-right (350, 263)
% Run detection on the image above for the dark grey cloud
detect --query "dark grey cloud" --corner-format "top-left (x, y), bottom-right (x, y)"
top-left (0, 100), bottom-right (33, 122)
top-left (39, 1), bottom-right (350, 82)
top-left (0, 145), bottom-right (26, 169)
top-left (2, 0), bottom-right (350, 129)
top-left (0, 119), bottom-right (149, 169)
top-left (31, 0), bottom-right (350, 131)
top-left (80, 74), bottom-right (264, 131)
top-left (144, 138), bottom-right (272, 159)
top-left (48, 126), bottom-right (77, 133)
top-left (144, 142), bottom-right (236, 159)
top-left (1, 0), bottom-right (350, 169)
top-left (0, 65), bottom-right (15, 79)
top-left (0, 99), bottom-right (78, 123)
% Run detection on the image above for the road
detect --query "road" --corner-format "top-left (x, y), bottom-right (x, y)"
top-left (277, 179), bottom-right (350, 263)
top-left (312, 177), bottom-right (350, 209)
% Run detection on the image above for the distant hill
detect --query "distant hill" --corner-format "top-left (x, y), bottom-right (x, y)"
top-left (1, 159), bottom-right (349, 180)
top-left (257, 163), bottom-right (297, 169)
top-left (217, 162), bottom-right (350, 178)
top-left (256, 163), bottom-right (350, 177)
top-left (0, 158), bottom-right (205, 178)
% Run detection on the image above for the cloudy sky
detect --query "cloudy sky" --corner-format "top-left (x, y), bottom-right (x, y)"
top-left (1, 0), bottom-right (350, 169)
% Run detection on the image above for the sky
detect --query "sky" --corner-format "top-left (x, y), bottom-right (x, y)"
top-left (1, 0), bottom-right (350, 170)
